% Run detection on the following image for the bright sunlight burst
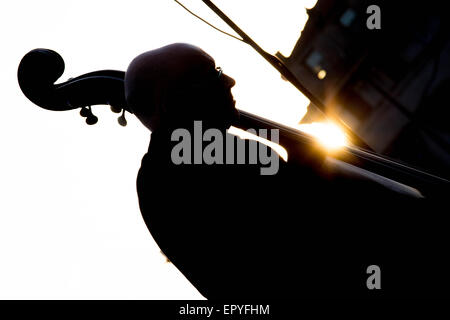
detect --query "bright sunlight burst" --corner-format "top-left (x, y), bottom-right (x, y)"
top-left (297, 122), bottom-right (348, 150)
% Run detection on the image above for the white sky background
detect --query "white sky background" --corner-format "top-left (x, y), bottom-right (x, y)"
top-left (0, 0), bottom-right (316, 299)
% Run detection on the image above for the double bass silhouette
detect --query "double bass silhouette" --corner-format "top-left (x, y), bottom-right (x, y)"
top-left (18, 43), bottom-right (450, 298)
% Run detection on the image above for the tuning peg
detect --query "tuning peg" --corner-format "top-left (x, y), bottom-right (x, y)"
top-left (118, 109), bottom-right (127, 127)
top-left (80, 106), bottom-right (90, 117)
top-left (79, 106), bottom-right (98, 125)
top-left (110, 105), bottom-right (122, 114)
top-left (86, 114), bottom-right (98, 125)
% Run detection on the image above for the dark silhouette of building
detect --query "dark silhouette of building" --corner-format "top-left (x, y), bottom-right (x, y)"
top-left (277, 0), bottom-right (450, 178)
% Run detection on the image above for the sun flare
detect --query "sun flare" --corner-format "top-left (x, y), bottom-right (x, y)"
top-left (297, 122), bottom-right (348, 150)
